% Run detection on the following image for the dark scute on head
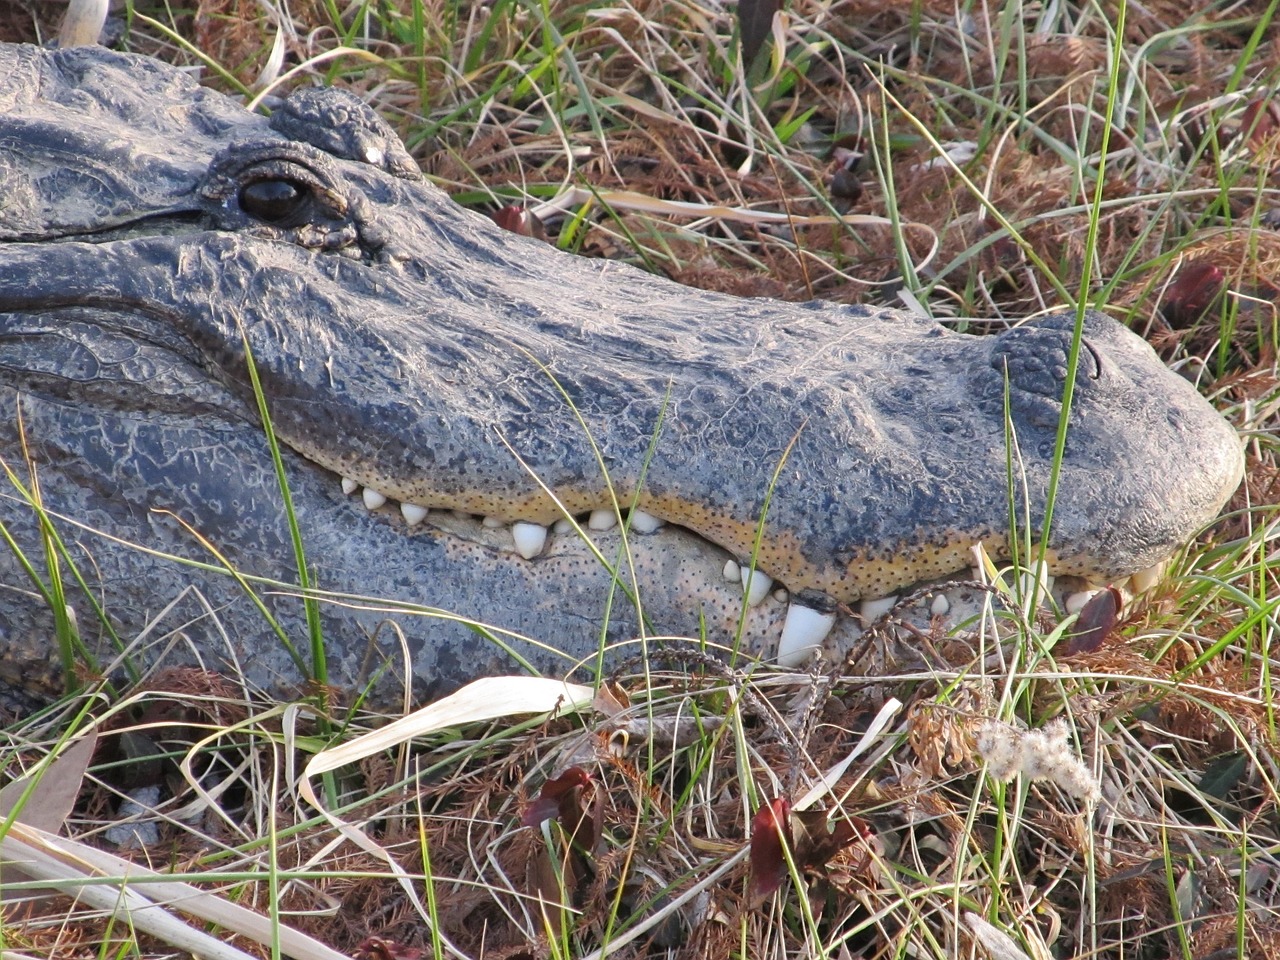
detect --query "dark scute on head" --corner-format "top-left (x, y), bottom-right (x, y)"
top-left (269, 86), bottom-right (419, 180)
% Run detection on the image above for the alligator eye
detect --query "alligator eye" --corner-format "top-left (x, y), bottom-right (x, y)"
top-left (239, 178), bottom-right (311, 224)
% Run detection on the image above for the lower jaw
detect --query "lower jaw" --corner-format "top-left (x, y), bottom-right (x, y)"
top-left (0, 503), bottom-right (1168, 708)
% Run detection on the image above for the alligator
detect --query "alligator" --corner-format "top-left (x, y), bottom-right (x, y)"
top-left (0, 43), bottom-right (1245, 704)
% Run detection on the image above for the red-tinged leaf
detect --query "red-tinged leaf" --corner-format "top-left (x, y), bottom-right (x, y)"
top-left (561, 771), bottom-right (602, 854)
top-left (522, 769), bottom-right (597, 918)
top-left (491, 205), bottom-right (525, 233)
top-left (1061, 587), bottom-right (1122, 656)
top-left (792, 809), bottom-right (872, 868)
top-left (829, 167), bottom-right (863, 205)
top-left (1240, 96), bottom-right (1280, 149)
top-left (749, 796), bottom-right (793, 906)
top-left (527, 840), bottom-right (571, 939)
top-left (490, 205), bottom-right (545, 239)
top-left (521, 793), bottom-right (560, 828)
top-left (522, 766), bottom-right (599, 853)
top-left (739, 0), bottom-right (783, 66)
top-left (1163, 260), bottom-right (1225, 329)
top-left (549, 765), bottom-right (592, 797)
top-left (830, 133), bottom-right (863, 154)
top-left (354, 936), bottom-right (425, 960)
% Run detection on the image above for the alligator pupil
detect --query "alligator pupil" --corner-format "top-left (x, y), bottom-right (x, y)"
top-left (239, 178), bottom-right (308, 224)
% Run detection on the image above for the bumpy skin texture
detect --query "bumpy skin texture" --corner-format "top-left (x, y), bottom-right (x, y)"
top-left (0, 44), bottom-right (1244, 703)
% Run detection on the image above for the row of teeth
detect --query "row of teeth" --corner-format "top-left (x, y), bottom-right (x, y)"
top-left (341, 478), bottom-right (1167, 669)
top-left (342, 477), bottom-right (844, 663)
top-left (342, 477), bottom-right (666, 560)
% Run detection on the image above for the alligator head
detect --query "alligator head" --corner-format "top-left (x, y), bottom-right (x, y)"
top-left (0, 44), bottom-right (1244, 702)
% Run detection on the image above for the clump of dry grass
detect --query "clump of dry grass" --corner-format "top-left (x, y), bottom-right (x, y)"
top-left (6, 605), bottom-right (1279, 958)
top-left (1, 0), bottom-right (1278, 957)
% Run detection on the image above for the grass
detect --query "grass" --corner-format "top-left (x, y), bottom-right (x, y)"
top-left (1, 0), bottom-right (1279, 957)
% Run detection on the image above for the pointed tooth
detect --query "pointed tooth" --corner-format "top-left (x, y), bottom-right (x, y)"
top-left (588, 509), bottom-right (617, 531)
top-left (512, 521), bottom-right (549, 559)
top-left (1065, 589), bottom-right (1100, 616)
top-left (1129, 560), bottom-right (1167, 594)
top-left (930, 593), bottom-right (950, 617)
top-left (722, 560), bottom-right (741, 583)
top-left (341, 477), bottom-right (359, 496)
top-left (400, 503), bottom-right (428, 526)
top-left (739, 568), bottom-right (773, 607)
top-left (482, 515), bottom-right (506, 529)
top-left (553, 518), bottom-right (573, 535)
top-left (772, 587), bottom-right (789, 603)
top-left (777, 603), bottom-right (836, 668)
top-left (859, 594), bottom-right (897, 622)
top-left (628, 509), bottom-right (664, 533)
top-left (362, 487), bottom-right (387, 510)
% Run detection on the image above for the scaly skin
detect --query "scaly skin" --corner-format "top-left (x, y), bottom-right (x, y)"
top-left (0, 44), bottom-right (1244, 703)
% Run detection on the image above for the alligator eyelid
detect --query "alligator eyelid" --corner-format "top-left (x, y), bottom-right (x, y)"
top-left (202, 141), bottom-right (348, 221)
top-left (1082, 340), bottom-right (1103, 379)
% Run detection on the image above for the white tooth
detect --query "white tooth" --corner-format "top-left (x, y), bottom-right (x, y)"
top-left (930, 593), bottom-right (950, 617)
top-left (628, 509), bottom-right (664, 533)
top-left (772, 587), bottom-right (789, 603)
top-left (739, 568), bottom-right (773, 607)
top-left (1130, 560), bottom-right (1167, 594)
top-left (451, 509), bottom-right (471, 520)
top-left (512, 522), bottom-right (549, 559)
top-left (400, 503), bottom-right (429, 526)
top-left (482, 515), bottom-right (506, 529)
top-left (722, 559), bottom-right (741, 583)
top-left (1065, 589), bottom-right (1100, 616)
top-left (588, 509), bottom-right (617, 531)
top-left (362, 487), bottom-right (387, 510)
top-left (859, 594), bottom-right (897, 622)
top-left (341, 477), bottom-right (359, 495)
top-left (553, 518), bottom-right (573, 535)
top-left (777, 604), bottom-right (836, 668)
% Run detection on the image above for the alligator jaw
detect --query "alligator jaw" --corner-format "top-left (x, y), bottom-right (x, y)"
top-left (0, 42), bottom-right (1245, 702)
top-left (0, 377), bottom-right (849, 689)
top-left (0, 286), bottom-right (1227, 701)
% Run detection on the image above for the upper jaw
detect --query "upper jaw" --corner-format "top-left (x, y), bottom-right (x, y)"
top-left (0, 225), bottom-right (1246, 620)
